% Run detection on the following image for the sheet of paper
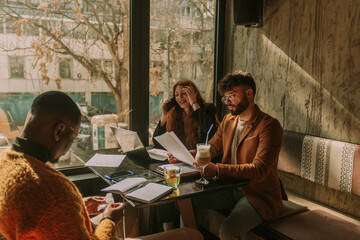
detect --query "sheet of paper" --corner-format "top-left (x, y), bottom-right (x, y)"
top-left (85, 153), bottom-right (126, 167)
top-left (101, 177), bottom-right (147, 194)
top-left (154, 131), bottom-right (195, 165)
top-left (147, 148), bottom-right (168, 161)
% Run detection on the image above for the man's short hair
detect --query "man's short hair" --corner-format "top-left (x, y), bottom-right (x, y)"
top-left (218, 70), bottom-right (256, 96)
top-left (31, 91), bottom-right (81, 123)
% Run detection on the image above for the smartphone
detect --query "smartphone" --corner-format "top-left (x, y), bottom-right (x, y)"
top-left (166, 97), bottom-right (177, 111)
top-left (105, 170), bottom-right (133, 180)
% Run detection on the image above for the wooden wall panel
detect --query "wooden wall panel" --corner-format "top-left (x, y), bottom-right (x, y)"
top-left (226, 0), bottom-right (360, 217)
top-left (229, 0), bottom-right (360, 144)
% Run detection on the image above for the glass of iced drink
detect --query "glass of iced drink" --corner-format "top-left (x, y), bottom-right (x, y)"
top-left (195, 143), bottom-right (211, 185)
top-left (164, 165), bottom-right (180, 188)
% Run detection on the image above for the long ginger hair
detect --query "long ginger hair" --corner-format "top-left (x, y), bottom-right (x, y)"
top-left (166, 80), bottom-right (206, 149)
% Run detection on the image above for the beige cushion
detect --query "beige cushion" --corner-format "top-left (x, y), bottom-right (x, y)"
top-left (269, 209), bottom-right (360, 240)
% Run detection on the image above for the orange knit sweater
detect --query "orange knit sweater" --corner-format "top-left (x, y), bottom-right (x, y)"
top-left (0, 149), bottom-right (115, 240)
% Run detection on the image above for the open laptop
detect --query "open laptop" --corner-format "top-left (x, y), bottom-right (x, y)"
top-left (110, 126), bottom-right (167, 164)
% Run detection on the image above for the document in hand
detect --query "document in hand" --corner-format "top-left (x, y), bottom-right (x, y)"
top-left (101, 177), bottom-right (173, 203)
top-left (153, 131), bottom-right (195, 166)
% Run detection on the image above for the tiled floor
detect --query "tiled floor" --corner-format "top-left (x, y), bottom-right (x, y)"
top-left (287, 192), bottom-right (360, 225)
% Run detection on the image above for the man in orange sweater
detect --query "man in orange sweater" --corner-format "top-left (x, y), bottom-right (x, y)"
top-left (0, 91), bottom-right (203, 240)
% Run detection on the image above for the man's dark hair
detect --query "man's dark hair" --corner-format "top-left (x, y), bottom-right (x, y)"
top-left (31, 91), bottom-right (81, 123)
top-left (218, 70), bottom-right (256, 96)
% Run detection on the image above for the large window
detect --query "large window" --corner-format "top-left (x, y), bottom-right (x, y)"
top-left (0, 0), bottom-right (221, 169)
top-left (149, 0), bottom-right (217, 138)
top-left (0, 0), bottom-right (131, 169)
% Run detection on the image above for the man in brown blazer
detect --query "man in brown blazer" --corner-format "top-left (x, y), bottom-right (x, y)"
top-left (192, 70), bottom-right (284, 240)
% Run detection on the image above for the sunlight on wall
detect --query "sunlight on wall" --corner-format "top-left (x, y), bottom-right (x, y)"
top-left (256, 34), bottom-right (360, 143)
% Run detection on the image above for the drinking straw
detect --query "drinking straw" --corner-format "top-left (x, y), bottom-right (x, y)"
top-left (205, 123), bottom-right (214, 145)
top-left (125, 109), bottom-right (133, 125)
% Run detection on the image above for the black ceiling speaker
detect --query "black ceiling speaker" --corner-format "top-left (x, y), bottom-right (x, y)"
top-left (233, 0), bottom-right (263, 27)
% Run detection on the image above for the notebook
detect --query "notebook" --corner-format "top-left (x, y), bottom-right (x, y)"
top-left (101, 177), bottom-right (173, 203)
top-left (110, 126), bottom-right (168, 162)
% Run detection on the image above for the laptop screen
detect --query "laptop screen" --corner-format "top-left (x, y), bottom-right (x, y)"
top-left (110, 126), bottom-right (144, 153)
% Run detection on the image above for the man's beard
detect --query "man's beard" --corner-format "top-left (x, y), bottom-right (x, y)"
top-left (228, 96), bottom-right (249, 115)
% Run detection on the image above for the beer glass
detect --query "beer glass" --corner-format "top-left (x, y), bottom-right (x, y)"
top-left (195, 143), bottom-right (211, 185)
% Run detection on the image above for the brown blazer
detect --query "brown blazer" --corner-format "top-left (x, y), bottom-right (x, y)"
top-left (209, 105), bottom-right (284, 220)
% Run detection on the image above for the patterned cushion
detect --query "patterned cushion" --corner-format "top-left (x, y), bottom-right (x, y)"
top-left (301, 135), bottom-right (356, 193)
top-left (278, 131), bottom-right (360, 196)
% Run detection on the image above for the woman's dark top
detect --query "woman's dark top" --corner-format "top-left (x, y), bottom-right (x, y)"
top-left (152, 103), bottom-right (218, 150)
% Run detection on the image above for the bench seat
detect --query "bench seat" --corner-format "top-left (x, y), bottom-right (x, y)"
top-left (268, 209), bottom-right (360, 240)
top-left (197, 200), bottom-right (307, 238)
top-left (197, 130), bottom-right (360, 239)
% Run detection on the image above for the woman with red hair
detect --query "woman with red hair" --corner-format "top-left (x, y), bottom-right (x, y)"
top-left (152, 80), bottom-right (219, 232)
top-left (153, 79), bottom-right (218, 150)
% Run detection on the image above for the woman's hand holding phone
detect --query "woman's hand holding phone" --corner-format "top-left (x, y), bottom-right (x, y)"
top-left (165, 97), bottom-right (177, 111)
top-left (160, 97), bottom-right (176, 126)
